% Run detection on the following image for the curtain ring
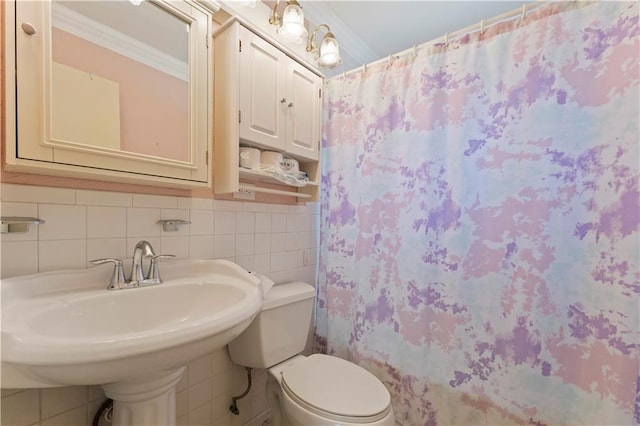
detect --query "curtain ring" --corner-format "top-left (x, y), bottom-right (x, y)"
top-left (444, 33), bottom-right (449, 45)
top-left (387, 54), bottom-right (393, 65)
top-left (362, 63), bottom-right (367, 74)
top-left (520, 4), bottom-right (527, 23)
top-left (480, 20), bottom-right (485, 34)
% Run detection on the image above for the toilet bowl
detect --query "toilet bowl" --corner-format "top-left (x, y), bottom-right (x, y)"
top-left (269, 354), bottom-right (394, 425)
top-left (228, 282), bottom-right (395, 426)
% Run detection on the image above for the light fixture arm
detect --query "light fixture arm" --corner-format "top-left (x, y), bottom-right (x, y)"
top-left (306, 23), bottom-right (341, 68)
top-left (269, 0), bottom-right (282, 26)
top-left (269, 0), bottom-right (306, 43)
top-left (270, 0), bottom-right (304, 26)
top-left (306, 23), bottom-right (331, 54)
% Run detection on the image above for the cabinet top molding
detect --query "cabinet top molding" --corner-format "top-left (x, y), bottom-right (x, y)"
top-left (213, 10), bottom-right (323, 79)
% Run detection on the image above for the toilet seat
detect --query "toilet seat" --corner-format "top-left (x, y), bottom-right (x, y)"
top-left (281, 354), bottom-right (391, 423)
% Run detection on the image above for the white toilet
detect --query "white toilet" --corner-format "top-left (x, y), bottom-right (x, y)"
top-left (228, 282), bottom-right (395, 426)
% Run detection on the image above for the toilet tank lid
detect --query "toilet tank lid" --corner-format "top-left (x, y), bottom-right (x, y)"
top-left (263, 282), bottom-right (315, 310)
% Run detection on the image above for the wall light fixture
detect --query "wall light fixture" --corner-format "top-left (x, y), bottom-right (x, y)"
top-left (307, 24), bottom-right (342, 68)
top-left (269, 0), bottom-right (307, 44)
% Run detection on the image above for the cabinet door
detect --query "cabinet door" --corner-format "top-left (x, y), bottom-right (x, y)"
top-left (9, 0), bottom-right (212, 187)
top-left (238, 27), bottom-right (287, 151)
top-left (285, 61), bottom-right (321, 160)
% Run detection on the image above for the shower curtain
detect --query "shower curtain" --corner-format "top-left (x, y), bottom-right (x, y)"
top-left (316, 2), bottom-right (639, 425)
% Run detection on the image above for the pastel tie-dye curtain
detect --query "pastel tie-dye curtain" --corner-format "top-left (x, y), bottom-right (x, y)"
top-left (316, 2), bottom-right (639, 425)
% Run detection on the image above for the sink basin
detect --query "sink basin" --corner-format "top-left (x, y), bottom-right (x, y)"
top-left (29, 283), bottom-right (245, 339)
top-left (1, 259), bottom-right (262, 388)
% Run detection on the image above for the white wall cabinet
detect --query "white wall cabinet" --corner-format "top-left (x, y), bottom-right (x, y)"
top-left (237, 25), bottom-right (321, 161)
top-left (4, 0), bottom-right (215, 188)
top-left (214, 20), bottom-right (322, 202)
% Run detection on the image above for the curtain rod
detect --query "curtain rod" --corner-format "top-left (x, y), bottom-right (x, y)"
top-left (331, 1), bottom-right (551, 81)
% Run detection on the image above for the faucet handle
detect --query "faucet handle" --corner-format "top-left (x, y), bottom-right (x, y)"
top-left (147, 254), bottom-right (176, 283)
top-left (90, 258), bottom-right (127, 289)
top-left (150, 254), bottom-right (176, 261)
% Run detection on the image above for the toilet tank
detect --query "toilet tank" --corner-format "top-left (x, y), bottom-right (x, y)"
top-left (228, 282), bottom-right (315, 369)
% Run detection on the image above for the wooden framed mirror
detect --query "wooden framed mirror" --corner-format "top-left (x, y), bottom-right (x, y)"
top-left (4, 0), bottom-right (214, 187)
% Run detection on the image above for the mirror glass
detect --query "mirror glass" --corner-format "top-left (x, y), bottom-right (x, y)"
top-left (51, 0), bottom-right (190, 162)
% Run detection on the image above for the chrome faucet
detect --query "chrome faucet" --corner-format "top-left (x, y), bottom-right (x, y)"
top-left (90, 240), bottom-right (175, 290)
top-left (130, 240), bottom-right (156, 283)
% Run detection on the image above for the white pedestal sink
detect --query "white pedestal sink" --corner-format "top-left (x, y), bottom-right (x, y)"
top-left (1, 259), bottom-right (263, 426)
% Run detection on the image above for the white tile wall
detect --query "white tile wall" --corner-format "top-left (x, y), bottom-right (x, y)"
top-left (40, 387), bottom-right (87, 419)
top-left (0, 183), bottom-right (319, 426)
top-left (87, 206), bottom-right (127, 239)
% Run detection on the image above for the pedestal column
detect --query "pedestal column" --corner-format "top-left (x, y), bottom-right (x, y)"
top-left (102, 367), bottom-right (185, 426)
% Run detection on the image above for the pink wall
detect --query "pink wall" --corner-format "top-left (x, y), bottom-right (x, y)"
top-left (52, 28), bottom-right (189, 162)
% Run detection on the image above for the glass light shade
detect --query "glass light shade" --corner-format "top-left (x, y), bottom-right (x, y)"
top-left (318, 34), bottom-right (341, 67)
top-left (277, 2), bottom-right (307, 43)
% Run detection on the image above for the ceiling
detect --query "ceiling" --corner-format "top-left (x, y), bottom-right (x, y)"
top-left (301, 1), bottom-right (527, 77)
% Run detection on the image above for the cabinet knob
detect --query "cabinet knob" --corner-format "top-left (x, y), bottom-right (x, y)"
top-left (280, 98), bottom-right (287, 104)
top-left (287, 102), bottom-right (294, 108)
top-left (21, 22), bottom-right (37, 35)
